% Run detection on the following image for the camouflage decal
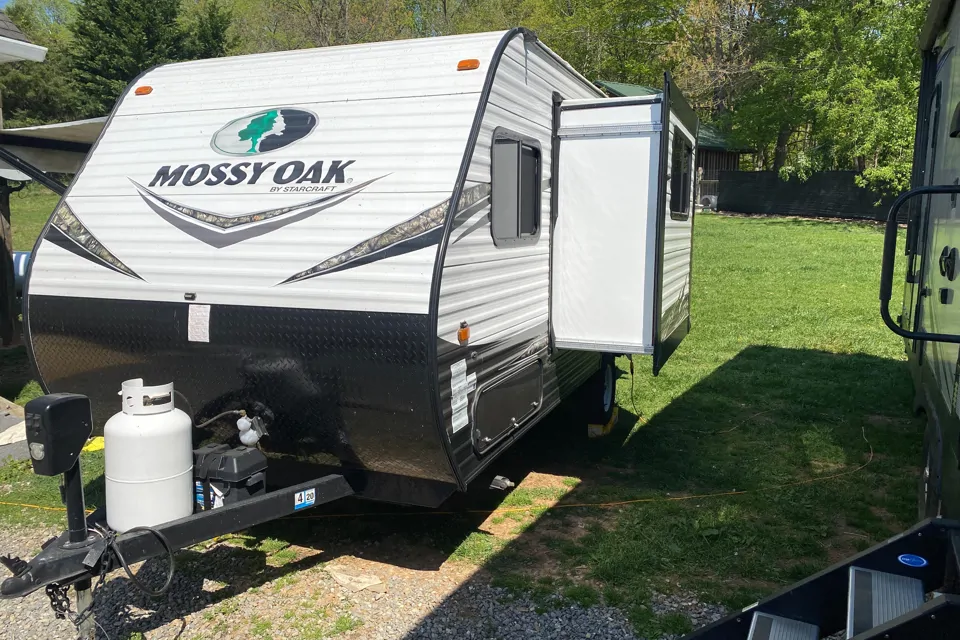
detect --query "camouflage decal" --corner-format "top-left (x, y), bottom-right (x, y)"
top-left (280, 183), bottom-right (491, 285)
top-left (47, 203), bottom-right (143, 280)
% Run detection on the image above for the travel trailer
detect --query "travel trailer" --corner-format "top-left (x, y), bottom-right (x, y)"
top-left (881, 0), bottom-right (960, 520)
top-left (22, 29), bottom-right (696, 507)
top-left (1, 28), bottom-right (697, 613)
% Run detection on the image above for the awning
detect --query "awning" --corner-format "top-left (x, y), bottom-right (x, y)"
top-left (0, 117), bottom-right (106, 178)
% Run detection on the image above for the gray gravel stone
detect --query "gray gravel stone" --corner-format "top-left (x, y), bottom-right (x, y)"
top-left (0, 525), bottom-right (729, 640)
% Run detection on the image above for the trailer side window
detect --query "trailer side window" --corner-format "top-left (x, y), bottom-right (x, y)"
top-left (669, 130), bottom-right (693, 219)
top-left (492, 128), bottom-right (541, 246)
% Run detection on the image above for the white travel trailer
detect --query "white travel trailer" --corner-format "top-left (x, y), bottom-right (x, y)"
top-left (22, 28), bottom-right (697, 509)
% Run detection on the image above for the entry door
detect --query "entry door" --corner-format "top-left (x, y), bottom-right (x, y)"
top-left (551, 83), bottom-right (696, 374)
top-left (912, 82), bottom-right (943, 358)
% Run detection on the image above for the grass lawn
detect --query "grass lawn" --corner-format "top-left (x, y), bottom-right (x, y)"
top-left (0, 212), bottom-right (917, 637)
top-left (9, 185), bottom-right (59, 251)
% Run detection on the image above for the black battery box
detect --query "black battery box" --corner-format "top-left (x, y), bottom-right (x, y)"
top-left (193, 444), bottom-right (267, 511)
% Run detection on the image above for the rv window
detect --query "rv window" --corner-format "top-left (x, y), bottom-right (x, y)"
top-left (492, 130), bottom-right (541, 246)
top-left (669, 130), bottom-right (694, 218)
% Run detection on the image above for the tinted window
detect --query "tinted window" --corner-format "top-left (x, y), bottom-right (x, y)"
top-left (492, 130), bottom-right (541, 246)
top-left (670, 131), bottom-right (693, 216)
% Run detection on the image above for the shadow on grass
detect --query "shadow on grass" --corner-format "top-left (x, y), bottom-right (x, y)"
top-left (43, 346), bottom-right (919, 638)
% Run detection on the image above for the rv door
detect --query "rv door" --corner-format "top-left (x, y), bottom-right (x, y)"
top-left (551, 75), bottom-right (697, 374)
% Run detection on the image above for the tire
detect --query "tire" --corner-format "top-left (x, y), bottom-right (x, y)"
top-left (919, 418), bottom-right (942, 520)
top-left (586, 354), bottom-right (616, 425)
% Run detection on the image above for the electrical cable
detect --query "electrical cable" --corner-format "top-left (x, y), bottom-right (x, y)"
top-left (109, 526), bottom-right (176, 598)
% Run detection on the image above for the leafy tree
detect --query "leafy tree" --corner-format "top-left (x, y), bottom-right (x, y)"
top-left (0, 0), bottom-right (83, 126)
top-left (183, 0), bottom-right (237, 59)
top-left (70, 0), bottom-right (188, 116)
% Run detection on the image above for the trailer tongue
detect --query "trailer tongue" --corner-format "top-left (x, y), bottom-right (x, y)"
top-left (0, 390), bottom-right (354, 639)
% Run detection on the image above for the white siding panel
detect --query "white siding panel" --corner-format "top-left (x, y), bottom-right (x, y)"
top-left (437, 37), bottom-right (599, 348)
top-left (659, 115), bottom-right (695, 339)
top-left (116, 32), bottom-right (503, 116)
top-left (30, 34), bottom-right (503, 315)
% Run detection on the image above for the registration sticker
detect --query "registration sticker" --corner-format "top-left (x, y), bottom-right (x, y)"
top-left (294, 488), bottom-right (317, 511)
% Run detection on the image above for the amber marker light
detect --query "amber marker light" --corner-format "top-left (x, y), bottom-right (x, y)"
top-left (134, 86), bottom-right (153, 96)
top-left (457, 59), bottom-right (480, 71)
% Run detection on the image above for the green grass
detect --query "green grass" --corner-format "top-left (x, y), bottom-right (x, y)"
top-left (330, 613), bottom-right (362, 635)
top-left (10, 185), bottom-right (58, 251)
top-left (469, 214), bottom-right (918, 631)
top-left (0, 451), bottom-right (104, 526)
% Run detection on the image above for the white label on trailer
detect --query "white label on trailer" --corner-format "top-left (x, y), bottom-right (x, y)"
top-left (188, 304), bottom-right (211, 342)
top-left (466, 373), bottom-right (477, 393)
top-left (450, 359), bottom-right (470, 432)
top-left (294, 488), bottom-right (316, 511)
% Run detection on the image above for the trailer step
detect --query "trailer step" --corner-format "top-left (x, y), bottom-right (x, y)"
top-left (846, 567), bottom-right (923, 637)
top-left (680, 518), bottom-right (960, 640)
top-left (746, 613), bottom-right (817, 640)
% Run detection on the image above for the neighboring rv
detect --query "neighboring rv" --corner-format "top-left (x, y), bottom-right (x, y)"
top-left (24, 29), bottom-right (697, 507)
top-left (891, 1), bottom-right (960, 518)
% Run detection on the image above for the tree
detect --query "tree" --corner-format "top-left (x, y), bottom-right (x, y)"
top-left (70, 0), bottom-right (188, 116)
top-left (0, 0), bottom-right (83, 127)
top-left (183, 0), bottom-right (237, 59)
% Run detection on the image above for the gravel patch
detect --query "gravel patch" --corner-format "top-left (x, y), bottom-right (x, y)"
top-left (402, 582), bottom-right (637, 640)
top-left (0, 526), bottom-right (728, 640)
top-left (649, 592), bottom-right (727, 636)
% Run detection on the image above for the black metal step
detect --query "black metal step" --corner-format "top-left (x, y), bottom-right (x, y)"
top-left (682, 518), bottom-right (960, 640)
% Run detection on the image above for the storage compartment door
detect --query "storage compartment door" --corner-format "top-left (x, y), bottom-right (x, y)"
top-left (552, 99), bottom-right (662, 355)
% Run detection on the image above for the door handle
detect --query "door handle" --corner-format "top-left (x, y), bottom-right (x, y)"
top-left (881, 185), bottom-right (960, 343)
top-left (940, 246), bottom-right (959, 280)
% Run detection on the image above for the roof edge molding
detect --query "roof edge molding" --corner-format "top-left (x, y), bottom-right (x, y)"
top-left (921, 0), bottom-right (955, 51)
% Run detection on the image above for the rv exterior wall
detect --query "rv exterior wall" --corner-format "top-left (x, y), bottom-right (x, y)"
top-left (25, 32), bottom-right (510, 505)
top-left (435, 33), bottom-right (604, 482)
top-left (28, 33), bottom-right (501, 315)
top-left (905, 3), bottom-right (960, 517)
top-left (659, 113), bottom-right (696, 342)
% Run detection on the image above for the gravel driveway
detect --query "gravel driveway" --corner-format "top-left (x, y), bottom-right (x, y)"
top-left (0, 523), bottom-right (725, 640)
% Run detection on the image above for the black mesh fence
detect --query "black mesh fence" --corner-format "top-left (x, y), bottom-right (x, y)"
top-left (717, 171), bottom-right (899, 221)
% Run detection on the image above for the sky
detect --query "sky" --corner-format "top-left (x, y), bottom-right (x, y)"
top-left (0, 1), bottom-right (10, 9)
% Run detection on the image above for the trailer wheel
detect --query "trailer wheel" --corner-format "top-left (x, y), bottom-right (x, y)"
top-left (587, 355), bottom-right (616, 426)
top-left (919, 418), bottom-right (942, 520)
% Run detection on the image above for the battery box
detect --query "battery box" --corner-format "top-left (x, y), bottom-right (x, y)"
top-left (193, 444), bottom-right (267, 511)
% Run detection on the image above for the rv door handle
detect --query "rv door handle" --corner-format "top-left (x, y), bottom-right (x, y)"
top-left (881, 185), bottom-right (960, 343)
top-left (940, 246), bottom-right (959, 280)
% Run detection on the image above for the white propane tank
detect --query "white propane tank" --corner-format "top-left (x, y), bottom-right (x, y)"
top-left (105, 379), bottom-right (193, 532)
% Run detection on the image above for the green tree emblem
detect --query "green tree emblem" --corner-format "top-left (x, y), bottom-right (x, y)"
top-left (237, 110), bottom-right (279, 153)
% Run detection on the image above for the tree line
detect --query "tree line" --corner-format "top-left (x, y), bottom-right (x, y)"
top-left (0, 0), bottom-right (927, 193)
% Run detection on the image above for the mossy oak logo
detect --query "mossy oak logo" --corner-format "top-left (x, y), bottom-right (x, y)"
top-left (130, 107), bottom-right (376, 248)
top-left (212, 109), bottom-right (317, 156)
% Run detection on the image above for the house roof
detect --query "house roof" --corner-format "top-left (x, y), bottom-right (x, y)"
top-left (0, 12), bottom-right (46, 63)
top-left (0, 12), bottom-right (31, 44)
top-left (595, 80), bottom-right (752, 152)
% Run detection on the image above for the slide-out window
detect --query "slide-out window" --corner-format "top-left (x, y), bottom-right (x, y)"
top-left (669, 129), bottom-right (694, 218)
top-left (492, 128), bottom-right (541, 246)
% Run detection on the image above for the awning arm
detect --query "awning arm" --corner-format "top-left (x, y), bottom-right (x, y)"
top-left (0, 146), bottom-right (66, 196)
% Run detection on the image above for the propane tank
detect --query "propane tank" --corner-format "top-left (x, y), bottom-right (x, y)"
top-left (105, 379), bottom-right (193, 532)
